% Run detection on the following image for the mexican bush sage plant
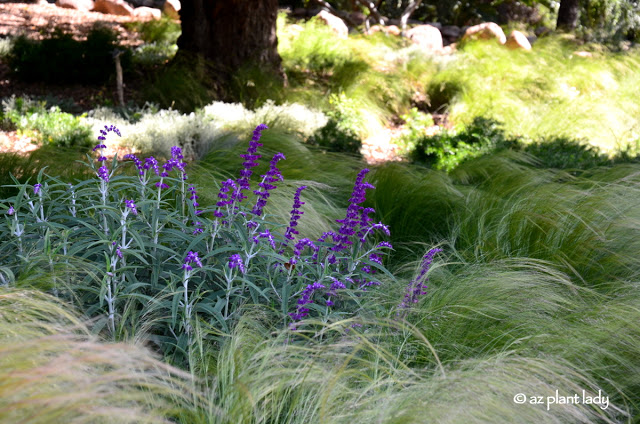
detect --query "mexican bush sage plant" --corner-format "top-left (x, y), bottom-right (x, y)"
top-left (0, 123), bottom-right (395, 363)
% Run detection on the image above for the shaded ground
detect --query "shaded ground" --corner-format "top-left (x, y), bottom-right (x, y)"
top-left (0, 3), bottom-right (445, 163)
top-left (0, 3), bottom-right (162, 108)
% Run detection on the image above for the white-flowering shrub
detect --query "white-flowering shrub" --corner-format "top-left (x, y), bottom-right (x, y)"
top-left (203, 100), bottom-right (328, 138)
top-left (86, 107), bottom-right (228, 159)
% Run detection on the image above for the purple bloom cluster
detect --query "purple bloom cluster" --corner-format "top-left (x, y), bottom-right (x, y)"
top-left (96, 124), bottom-right (121, 142)
top-left (188, 184), bottom-right (201, 215)
top-left (228, 253), bottom-right (246, 274)
top-left (284, 186), bottom-right (307, 241)
top-left (333, 169), bottom-right (376, 251)
top-left (235, 124), bottom-right (268, 202)
top-left (182, 251), bottom-right (203, 271)
top-left (33, 183), bottom-right (42, 195)
top-left (254, 229), bottom-right (276, 250)
top-left (6, 205), bottom-right (15, 216)
top-left (123, 154), bottom-right (145, 177)
top-left (163, 147), bottom-right (187, 179)
top-left (292, 238), bottom-right (318, 265)
top-left (289, 282), bottom-right (326, 321)
top-left (192, 221), bottom-right (204, 235)
top-left (145, 157), bottom-right (160, 175)
top-left (124, 199), bottom-right (138, 216)
top-left (251, 152), bottom-right (285, 216)
top-left (93, 124), bottom-right (121, 162)
top-left (97, 165), bottom-right (110, 182)
top-left (397, 247), bottom-right (443, 312)
top-left (325, 278), bottom-right (346, 306)
top-left (214, 179), bottom-right (238, 218)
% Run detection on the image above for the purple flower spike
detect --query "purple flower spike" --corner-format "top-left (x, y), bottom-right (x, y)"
top-left (251, 152), bottom-right (285, 216)
top-left (333, 169), bottom-right (375, 251)
top-left (97, 165), bottom-right (110, 182)
top-left (235, 124), bottom-right (268, 202)
top-left (93, 124), bottom-right (121, 151)
top-left (182, 251), bottom-right (203, 272)
top-left (33, 183), bottom-right (42, 195)
top-left (124, 154), bottom-right (145, 176)
top-left (6, 206), bottom-right (15, 216)
top-left (289, 281), bottom-right (326, 321)
top-left (124, 199), bottom-right (138, 216)
top-left (397, 247), bottom-right (443, 313)
top-left (228, 254), bottom-right (246, 274)
top-left (285, 185), bottom-right (307, 241)
top-left (214, 179), bottom-right (238, 218)
top-left (188, 184), bottom-right (199, 208)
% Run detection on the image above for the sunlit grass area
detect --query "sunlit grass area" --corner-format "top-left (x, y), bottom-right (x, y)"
top-left (437, 38), bottom-right (640, 152)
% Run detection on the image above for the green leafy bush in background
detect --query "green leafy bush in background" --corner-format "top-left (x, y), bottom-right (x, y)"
top-left (523, 136), bottom-right (613, 169)
top-left (306, 93), bottom-right (364, 155)
top-left (409, 116), bottom-right (519, 171)
top-left (126, 17), bottom-right (180, 67)
top-left (1, 96), bottom-right (92, 148)
top-left (396, 107), bottom-right (435, 154)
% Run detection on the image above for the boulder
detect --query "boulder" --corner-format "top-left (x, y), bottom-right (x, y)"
top-left (441, 25), bottom-right (461, 39)
top-left (405, 25), bottom-right (443, 52)
top-left (505, 30), bottom-right (531, 50)
top-left (385, 25), bottom-right (400, 36)
top-left (163, 0), bottom-right (180, 20)
top-left (316, 10), bottom-right (348, 38)
top-left (133, 6), bottom-right (161, 19)
top-left (55, 0), bottom-right (94, 11)
top-left (368, 24), bottom-right (401, 36)
top-left (93, 0), bottom-right (133, 15)
top-left (462, 22), bottom-right (506, 44)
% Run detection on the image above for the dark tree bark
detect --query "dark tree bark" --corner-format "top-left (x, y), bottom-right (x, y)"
top-left (556, 0), bottom-right (580, 31)
top-left (177, 0), bottom-right (282, 95)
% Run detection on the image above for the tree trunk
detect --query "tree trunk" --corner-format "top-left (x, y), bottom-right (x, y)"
top-left (556, 0), bottom-right (580, 31)
top-left (177, 0), bottom-right (282, 95)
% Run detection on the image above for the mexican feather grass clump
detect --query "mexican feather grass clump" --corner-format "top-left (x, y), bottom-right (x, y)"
top-left (0, 290), bottom-right (196, 423)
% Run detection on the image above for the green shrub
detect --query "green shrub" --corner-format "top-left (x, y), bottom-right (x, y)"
top-left (1, 96), bottom-right (92, 148)
top-left (395, 107), bottom-right (435, 154)
top-left (125, 17), bottom-right (181, 45)
top-left (524, 136), bottom-right (614, 170)
top-left (7, 25), bottom-right (131, 84)
top-left (409, 116), bottom-right (519, 171)
top-left (131, 42), bottom-right (178, 66)
top-left (306, 118), bottom-right (362, 155)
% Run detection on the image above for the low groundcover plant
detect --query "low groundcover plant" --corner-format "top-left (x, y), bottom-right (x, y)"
top-left (0, 124), bottom-right (405, 360)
